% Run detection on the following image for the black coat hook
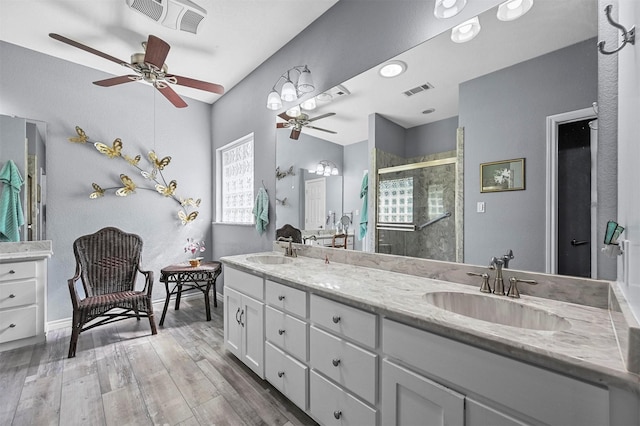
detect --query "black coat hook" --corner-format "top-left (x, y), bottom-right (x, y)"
top-left (598, 4), bottom-right (635, 55)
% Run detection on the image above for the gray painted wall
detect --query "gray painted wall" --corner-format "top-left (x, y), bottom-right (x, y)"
top-left (405, 116), bottom-right (459, 158)
top-left (0, 41), bottom-right (213, 321)
top-left (343, 140), bottom-right (368, 251)
top-left (460, 39), bottom-right (598, 272)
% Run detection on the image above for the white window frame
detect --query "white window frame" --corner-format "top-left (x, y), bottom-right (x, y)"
top-left (215, 133), bottom-right (255, 224)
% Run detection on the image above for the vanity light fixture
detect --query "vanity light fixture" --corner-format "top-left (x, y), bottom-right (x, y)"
top-left (266, 65), bottom-right (315, 110)
top-left (379, 60), bottom-right (407, 78)
top-left (497, 0), bottom-right (533, 21)
top-left (451, 16), bottom-right (481, 43)
top-left (434, 0), bottom-right (467, 19)
top-left (313, 160), bottom-right (339, 176)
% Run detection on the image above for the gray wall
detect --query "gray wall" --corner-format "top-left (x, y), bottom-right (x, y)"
top-left (405, 116), bottom-right (459, 158)
top-left (460, 39), bottom-right (598, 272)
top-left (0, 41), bottom-right (213, 321)
top-left (343, 140), bottom-right (368, 250)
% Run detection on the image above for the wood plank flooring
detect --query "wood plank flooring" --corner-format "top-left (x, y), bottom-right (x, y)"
top-left (0, 297), bottom-right (318, 426)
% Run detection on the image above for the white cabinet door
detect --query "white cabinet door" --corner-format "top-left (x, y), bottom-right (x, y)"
top-left (242, 294), bottom-right (264, 378)
top-left (382, 359), bottom-right (464, 426)
top-left (224, 287), bottom-right (243, 359)
top-left (466, 398), bottom-right (533, 426)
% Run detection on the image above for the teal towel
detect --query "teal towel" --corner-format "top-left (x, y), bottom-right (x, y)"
top-left (252, 187), bottom-right (269, 235)
top-left (0, 160), bottom-right (25, 242)
top-left (358, 173), bottom-right (368, 240)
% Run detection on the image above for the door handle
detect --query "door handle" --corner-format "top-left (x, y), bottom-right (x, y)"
top-left (571, 239), bottom-right (589, 246)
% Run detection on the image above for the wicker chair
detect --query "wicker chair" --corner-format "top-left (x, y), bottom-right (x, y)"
top-left (276, 224), bottom-right (302, 244)
top-left (67, 227), bottom-right (157, 358)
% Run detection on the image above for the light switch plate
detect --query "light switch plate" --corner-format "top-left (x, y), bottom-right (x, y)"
top-left (477, 201), bottom-right (485, 213)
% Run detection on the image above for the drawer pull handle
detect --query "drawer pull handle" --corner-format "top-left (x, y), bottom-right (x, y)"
top-left (277, 371), bottom-right (285, 378)
top-left (278, 329), bottom-right (285, 335)
top-left (9, 323), bottom-right (16, 328)
top-left (332, 358), bottom-right (341, 367)
top-left (9, 270), bottom-right (15, 274)
top-left (278, 295), bottom-right (285, 301)
top-left (9, 294), bottom-right (16, 298)
top-left (333, 410), bottom-right (342, 420)
top-left (332, 315), bottom-right (341, 324)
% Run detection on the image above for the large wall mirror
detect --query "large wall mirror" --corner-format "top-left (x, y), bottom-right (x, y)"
top-left (276, 0), bottom-right (600, 276)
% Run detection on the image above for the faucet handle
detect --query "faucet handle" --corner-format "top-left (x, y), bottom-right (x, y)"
top-left (467, 272), bottom-right (492, 293)
top-left (507, 277), bottom-right (537, 298)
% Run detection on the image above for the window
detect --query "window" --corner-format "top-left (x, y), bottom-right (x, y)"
top-left (216, 133), bottom-right (254, 224)
top-left (378, 177), bottom-right (413, 223)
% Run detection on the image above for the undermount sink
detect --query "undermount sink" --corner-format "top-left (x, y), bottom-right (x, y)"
top-left (424, 291), bottom-right (571, 331)
top-left (246, 255), bottom-right (294, 265)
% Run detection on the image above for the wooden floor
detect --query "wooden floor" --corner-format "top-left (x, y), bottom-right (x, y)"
top-left (0, 296), bottom-right (318, 426)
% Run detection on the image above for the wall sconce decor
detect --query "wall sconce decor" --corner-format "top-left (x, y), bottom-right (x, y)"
top-left (276, 165), bottom-right (296, 180)
top-left (311, 160), bottom-right (339, 177)
top-left (68, 126), bottom-right (200, 224)
top-left (266, 65), bottom-right (315, 110)
top-left (598, 4), bottom-right (635, 55)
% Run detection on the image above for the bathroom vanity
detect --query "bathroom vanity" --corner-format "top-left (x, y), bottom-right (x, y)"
top-left (0, 241), bottom-right (52, 351)
top-left (221, 246), bottom-right (640, 426)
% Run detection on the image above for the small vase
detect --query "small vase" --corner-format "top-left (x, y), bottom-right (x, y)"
top-left (189, 258), bottom-right (202, 267)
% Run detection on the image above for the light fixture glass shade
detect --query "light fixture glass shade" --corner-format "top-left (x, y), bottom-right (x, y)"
top-left (301, 97), bottom-right (317, 110)
top-left (266, 90), bottom-right (282, 110)
top-left (316, 163), bottom-right (325, 174)
top-left (331, 167), bottom-right (339, 176)
top-left (451, 16), bottom-right (481, 43)
top-left (286, 105), bottom-right (301, 118)
top-left (497, 0), bottom-right (533, 21)
top-left (323, 167), bottom-right (331, 176)
top-left (434, 0), bottom-right (467, 19)
top-left (297, 66), bottom-right (315, 93)
top-left (281, 80), bottom-right (298, 102)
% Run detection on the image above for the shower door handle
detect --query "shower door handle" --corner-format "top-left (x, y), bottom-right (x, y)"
top-left (571, 239), bottom-right (589, 246)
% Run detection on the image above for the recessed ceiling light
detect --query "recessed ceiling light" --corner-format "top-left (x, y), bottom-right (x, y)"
top-left (379, 61), bottom-right (407, 78)
top-left (422, 108), bottom-right (436, 115)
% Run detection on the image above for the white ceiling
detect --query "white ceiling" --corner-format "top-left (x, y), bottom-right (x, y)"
top-left (0, 0), bottom-right (338, 104)
top-left (291, 0), bottom-right (598, 145)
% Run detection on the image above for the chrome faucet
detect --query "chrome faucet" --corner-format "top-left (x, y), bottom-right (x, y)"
top-left (277, 236), bottom-right (297, 257)
top-left (489, 257), bottom-right (506, 295)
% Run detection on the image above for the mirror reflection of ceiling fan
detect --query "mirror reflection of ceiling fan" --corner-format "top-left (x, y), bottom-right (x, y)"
top-left (49, 33), bottom-right (224, 108)
top-left (276, 112), bottom-right (337, 140)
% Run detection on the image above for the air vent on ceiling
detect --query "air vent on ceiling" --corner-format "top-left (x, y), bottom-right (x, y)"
top-left (317, 84), bottom-right (351, 102)
top-left (127, 0), bottom-right (207, 34)
top-left (402, 82), bottom-right (434, 97)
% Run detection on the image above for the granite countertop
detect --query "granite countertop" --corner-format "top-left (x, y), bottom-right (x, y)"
top-left (221, 251), bottom-right (640, 394)
top-left (0, 241), bottom-right (53, 261)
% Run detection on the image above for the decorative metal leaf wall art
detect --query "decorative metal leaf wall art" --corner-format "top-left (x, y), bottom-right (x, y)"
top-left (68, 126), bottom-right (200, 224)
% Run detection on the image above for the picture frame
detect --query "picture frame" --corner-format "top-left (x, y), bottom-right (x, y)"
top-left (480, 158), bottom-right (525, 193)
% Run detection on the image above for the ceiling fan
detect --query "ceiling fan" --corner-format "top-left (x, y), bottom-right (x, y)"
top-left (276, 112), bottom-right (337, 140)
top-left (49, 33), bottom-right (224, 108)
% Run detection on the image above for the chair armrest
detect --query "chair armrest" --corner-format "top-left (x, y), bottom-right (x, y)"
top-left (138, 268), bottom-right (154, 296)
top-left (67, 274), bottom-right (82, 310)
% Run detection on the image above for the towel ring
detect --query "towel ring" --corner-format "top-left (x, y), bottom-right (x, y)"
top-left (598, 4), bottom-right (635, 55)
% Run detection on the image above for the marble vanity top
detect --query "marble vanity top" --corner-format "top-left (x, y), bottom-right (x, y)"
top-left (221, 251), bottom-right (640, 394)
top-left (0, 241), bottom-right (53, 261)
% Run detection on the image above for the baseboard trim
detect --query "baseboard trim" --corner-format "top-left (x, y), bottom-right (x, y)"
top-left (46, 291), bottom-right (223, 332)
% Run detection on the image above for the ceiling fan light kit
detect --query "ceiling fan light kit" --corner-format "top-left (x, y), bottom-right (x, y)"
top-left (276, 111), bottom-right (336, 140)
top-left (266, 65), bottom-right (315, 111)
top-left (48, 33), bottom-right (224, 108)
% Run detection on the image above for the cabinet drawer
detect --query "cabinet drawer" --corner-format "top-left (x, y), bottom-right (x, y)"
top-left (310, 326), bottom-right (377, 405)
top-left (309, 370), bottom-right (377, 426)
top-left (225, 267), bottom-right (263, 300)
top-left (0, 261), bottom-right (36, 282)
top-left (0, 306), bottom-right (37, 343)
top-left (265, 342), bottom-right (308, 411)
top-left (265, 280), bottom-right (307, 318)
top-left (310, 294), bottom-right (376, 349)
top-left (0, 279), bottom-right (37, 309)
top-left (383, 318), bottom-right (609, 426)
top-left (265, 306), bottom-right (308, 361)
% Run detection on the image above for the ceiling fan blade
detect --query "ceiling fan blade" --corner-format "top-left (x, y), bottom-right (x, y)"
top-left (306, 125), bottom-right (337, 134)
top-left (290, 128), bottom-right (301, 140)
top-left (49, 33), bottom-right (127, 66)
top-left (93, 75), bottom-right (140, 87)
top-left (144, 35), bottom-right (170, 70)
top-left (169, 75), bottom-right (225, 95)
top-left (308, 112), bottom-right (336, 122)
top-left (278, 112), bottom-right (294, 121)
top-left (156, 85), bottom-right (188, 108)
top-left (276, 123), bottom-right (290, 129)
